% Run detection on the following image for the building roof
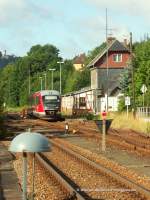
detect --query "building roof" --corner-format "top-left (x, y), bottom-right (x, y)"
top-left (73, 53), bottom-right (86, 64)
top-left (87, 39), bottom-right (130, 68)
top-left (34, 90), bottom-right (60, 96)
top-left (62, 86), bottom-right (95, 97)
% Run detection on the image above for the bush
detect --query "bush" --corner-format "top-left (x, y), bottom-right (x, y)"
top-left (118, 97), bottom-right (126, 112)
top-left (86, 112), bottom-right (95, 120)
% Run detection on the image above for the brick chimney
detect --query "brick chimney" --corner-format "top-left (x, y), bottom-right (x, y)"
top-left (107, 37), bottom-right (116, 45)
top-left (123, 38), bottom-right (128, 47)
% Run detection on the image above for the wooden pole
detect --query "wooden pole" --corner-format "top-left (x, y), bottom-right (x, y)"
top-left (130, 32), bottom-right (136, 118)
top-left (22, 152), bottom-right (27, 200)
top-left (102, 119), bottom-right (106, 151)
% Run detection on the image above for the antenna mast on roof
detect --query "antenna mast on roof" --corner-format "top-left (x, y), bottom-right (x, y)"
top-left (106, 8), bottom-right (109, 112)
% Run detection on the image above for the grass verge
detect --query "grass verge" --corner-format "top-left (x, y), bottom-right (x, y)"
top-left (111, 112), bottom-right (150, 135)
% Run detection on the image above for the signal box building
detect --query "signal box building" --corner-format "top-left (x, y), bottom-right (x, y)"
top-left (87, 38), bottom-right (131, 112)
top-left (61, 38), bottom-right (131, 115)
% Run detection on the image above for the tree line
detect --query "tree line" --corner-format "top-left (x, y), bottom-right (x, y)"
top-left (120, 40), bottom-right (150, 109)
top-left (0, 40), bottom-right (149, 109)
top-left (0, 44), bottom-right (90, 107)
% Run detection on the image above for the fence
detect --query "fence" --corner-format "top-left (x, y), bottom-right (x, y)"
top-left (137, 107), bottom-right (150, 118)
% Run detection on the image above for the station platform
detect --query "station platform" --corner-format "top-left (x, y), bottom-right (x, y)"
top-left (0, 143), bottom-right (22, 200)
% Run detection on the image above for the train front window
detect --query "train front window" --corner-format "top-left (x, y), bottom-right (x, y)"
top-left (43, 95), bottom-right (60, 106)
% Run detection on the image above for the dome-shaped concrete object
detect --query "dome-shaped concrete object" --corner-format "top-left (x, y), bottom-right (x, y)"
top-left (9, 132), bottom-right (51, 152)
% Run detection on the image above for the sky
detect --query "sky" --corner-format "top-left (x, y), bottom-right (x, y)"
top-left (0, 0), bottom-right (150, 59)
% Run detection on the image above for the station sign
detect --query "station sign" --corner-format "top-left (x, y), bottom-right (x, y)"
top-left (141, 84), bottom-right (147, 94)
top-left (125, 96), bottom-right (130, 106)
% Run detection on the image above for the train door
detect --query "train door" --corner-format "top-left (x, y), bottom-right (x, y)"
top-left (35, 95), bottom-right (44, 112)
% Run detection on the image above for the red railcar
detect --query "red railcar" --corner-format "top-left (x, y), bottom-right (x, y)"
top-left (28, 90), bottom-right (61, 120)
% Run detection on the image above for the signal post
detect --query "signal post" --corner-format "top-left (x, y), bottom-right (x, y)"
top-left (101, 111), bottom-right (107, 152)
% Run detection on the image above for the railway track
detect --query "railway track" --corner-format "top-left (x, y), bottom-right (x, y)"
top-left (36, 139), bottom-right (149, 200)
top-left (81, 131), bottom-right (150, 156)
top-left (109, 129), bottom-right (150, 148)
top-left (7, 116), bottom-right (150, 157)
top-left (36, 153), bottom-right (86, 200)
top-left (52, 140), bottom-right (150, 199)
top-left (5, 115), bottom-right (150, 156)
top-left (3, 115), bottom-right (150, 199)
top-left (60, 122), bottom-right (150, 154)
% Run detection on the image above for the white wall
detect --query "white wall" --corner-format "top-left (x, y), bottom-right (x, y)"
top-left (100, 94), bottom-right (120, 112)
top-left (61, 90), bottom-right (121, 115)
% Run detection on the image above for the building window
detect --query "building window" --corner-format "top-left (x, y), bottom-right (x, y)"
top-left (79, 97), bottom-right (86, 107)
top-left (113, 54), bottom-right (122, 62)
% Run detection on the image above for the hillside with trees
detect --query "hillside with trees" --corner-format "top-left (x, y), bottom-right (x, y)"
top-left (0, 51), bottom-right (18, 68)
top-left (0, 44), bottom-right (91, 107)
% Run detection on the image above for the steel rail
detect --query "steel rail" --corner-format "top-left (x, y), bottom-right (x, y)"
top-left (36, 153), bottom-right (86, 200)
top-left (109, 132), bottom-right (150, 149)
top-left (51, 140), bottom-right (150, 199)
top-left (77, 127), bottom-right (150, 152)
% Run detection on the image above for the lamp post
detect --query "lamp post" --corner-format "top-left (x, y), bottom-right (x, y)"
top-left (130, 32), bottom-right (136, 118)
top-left (57, 61), bottom-right (64, 94)
top-left (49, 69), bottom-right (56, 90)
top-left (39, 77), bottom-right (43, 91)
top-left (29, 66), bottom-right (31, 95)
top-left (106, 8), bottom-right (109, 112)
top-left (43, 73), bottom-right (47, 90)
top-left (9, 131), bottom-right (51, 200)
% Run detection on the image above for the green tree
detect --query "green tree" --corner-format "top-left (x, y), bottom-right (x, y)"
top-left (120, 67), bottom-right (132, 94)
top-left (133, 40), bottom-right (150, 106)
top-left (28, 44), bottom-right (60, 74)
top-left (84, 42), bottom-right (106, 66)
top-left (0, 44), bottom-right (80, 106)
